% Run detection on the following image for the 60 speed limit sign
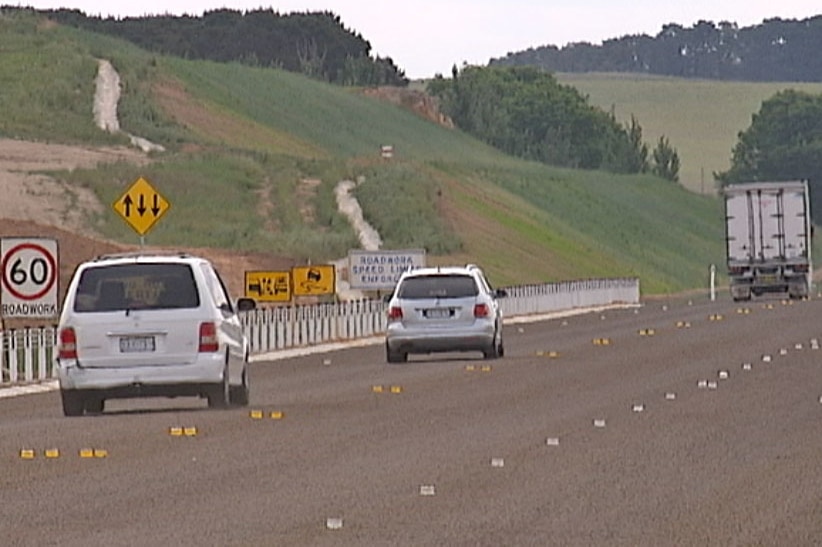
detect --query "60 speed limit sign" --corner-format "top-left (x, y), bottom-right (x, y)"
top-left (1, 238), bottom-right (59, 318)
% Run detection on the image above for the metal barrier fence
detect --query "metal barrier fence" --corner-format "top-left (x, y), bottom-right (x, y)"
top-left (1, 278), bottom-right (639, 387)
top-left (0, 327), bottom-right (58, 385)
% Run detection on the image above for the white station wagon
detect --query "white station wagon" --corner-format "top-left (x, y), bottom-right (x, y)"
top-left (55, 252), bottom-right (255, 416)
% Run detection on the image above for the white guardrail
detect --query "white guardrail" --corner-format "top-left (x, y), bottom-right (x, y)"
top-left (1, 278), bottom-right (639, 387)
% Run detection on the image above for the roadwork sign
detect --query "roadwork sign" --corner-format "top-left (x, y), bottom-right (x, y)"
top-left (1, 237), bottom-right (59, 318)
top-left (348, 249), bottom-right (425, 290)
top-left (245, 271), bottom-right (292, 302)
top-left (113, 176), bottom-right (170, 236)
top-left (292, 265), bottom-right (335, 296)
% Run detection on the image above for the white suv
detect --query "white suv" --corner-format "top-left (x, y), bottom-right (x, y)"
top-left (384, 264), bottom-right (506, 363)
top-left (55, 252), bottom-right (256, 416)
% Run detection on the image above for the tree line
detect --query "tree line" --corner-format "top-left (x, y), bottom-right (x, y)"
top-left (717, 90), bottom-right (822, 218)
top-left (427, 66), bottom-right (679, 180)
top-left (491, 17), bottom-right (822, 82)
top-left (44, 5), bottom-right (822, 190)
top-left (40, 7), bottom-right (408, 87)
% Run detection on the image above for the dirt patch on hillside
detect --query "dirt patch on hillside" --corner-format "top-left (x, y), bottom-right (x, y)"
top-left (0, 138), bottom-right (149, 237)
top-left (0, 139), bottom-right (295, 323)
top-left (362, 87), bottom-right (454, 128)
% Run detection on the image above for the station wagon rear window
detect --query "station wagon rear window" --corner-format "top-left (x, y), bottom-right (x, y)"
top-left (397, 274), bottom-right (479, 299)
top-left (73, 264), bottom-right (200, 312)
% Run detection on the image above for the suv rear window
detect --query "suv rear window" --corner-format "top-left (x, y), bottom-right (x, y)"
top-left (397, 274), bottom-right (478, 299)
top-left (73, 263), bottom-right (200, 312)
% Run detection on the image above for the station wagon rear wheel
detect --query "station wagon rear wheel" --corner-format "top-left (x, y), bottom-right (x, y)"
top-left (61, 390), bottom-right (85, 417)
top-left (229, 365), bottom-right (250, 407)
top-left (208, 362), bottom-right (230, 409)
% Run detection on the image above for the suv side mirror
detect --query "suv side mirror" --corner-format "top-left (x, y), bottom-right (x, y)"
top-left (236, 297), bottom-right (257, 312)
top-left (494, 288), bottom-right (508, 298)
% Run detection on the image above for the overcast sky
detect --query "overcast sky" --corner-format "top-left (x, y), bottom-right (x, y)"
top-left (17, 1), bottom-right (822, 78)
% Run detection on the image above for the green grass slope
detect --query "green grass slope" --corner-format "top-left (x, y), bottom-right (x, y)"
top-left (558, 72), bottom-right (822, 195)
top-left (0, 11), bottom-right (736, 294)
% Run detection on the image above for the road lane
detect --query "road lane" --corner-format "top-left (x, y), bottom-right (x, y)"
top-left (2, 294), bottom-right (822, 545)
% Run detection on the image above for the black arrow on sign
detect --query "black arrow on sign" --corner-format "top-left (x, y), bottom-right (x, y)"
top-left (137, 194), bottom-right (147, 216)
top-left (152, 194), bottom-right (161, 216)
top-left (123, 195), bottom-right (133, 216)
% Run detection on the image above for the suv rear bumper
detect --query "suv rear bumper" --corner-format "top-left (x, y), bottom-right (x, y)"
top-left (386, 322), bottom-right (496, 354)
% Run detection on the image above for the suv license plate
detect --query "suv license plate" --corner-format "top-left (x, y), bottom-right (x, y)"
top-left (425, 308), bottom-right (451, 319)
top-left (119, 336), bottom-right (156, 353)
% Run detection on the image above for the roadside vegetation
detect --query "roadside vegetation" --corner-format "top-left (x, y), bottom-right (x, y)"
top-left (1, 10), bottom-right (818, 294)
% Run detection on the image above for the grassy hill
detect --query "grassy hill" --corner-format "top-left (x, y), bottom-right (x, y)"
top-left (1, 10), bottom-right (800, 295)
top-left (558, 72), bottom-right (822, 195)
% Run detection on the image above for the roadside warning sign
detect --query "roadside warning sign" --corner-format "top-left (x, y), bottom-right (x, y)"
top-left (292, 265), bottom-right (335, 296)
top-left (245, 271), bottom-right (292, 302)
top-left (112, 176), bottom-right (170, 236)
top-left (1, 238), bottom-right (59, 318)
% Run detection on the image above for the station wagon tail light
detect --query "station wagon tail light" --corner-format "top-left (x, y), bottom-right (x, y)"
top-left (387, 306), bottom-right (403, 321)
top-left (199, 322), bottom-right (219, 352)
top-left (474, 303), bottom-right (490, 318)
top-left (58, 327), bottom-right (78, 360)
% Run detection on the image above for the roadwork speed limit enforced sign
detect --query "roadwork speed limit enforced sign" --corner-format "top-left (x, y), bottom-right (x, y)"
top-left (1, 238), bottom-right (59, 318)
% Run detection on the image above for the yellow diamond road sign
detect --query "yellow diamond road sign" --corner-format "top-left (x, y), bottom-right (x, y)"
top-left (113, 177), bottom-right (170, 236)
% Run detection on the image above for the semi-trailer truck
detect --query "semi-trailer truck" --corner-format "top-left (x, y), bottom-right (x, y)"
top-left (724, 180), bottom-right (812, 301)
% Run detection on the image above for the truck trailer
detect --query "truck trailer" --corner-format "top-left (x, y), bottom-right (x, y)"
top-left (723, 181), bottom-right (812, 301)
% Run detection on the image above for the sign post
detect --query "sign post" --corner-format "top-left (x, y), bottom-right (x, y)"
top-left (1, 237), bottom-right (59, 319)
top-left (112, 176), bottom-right (170, 242)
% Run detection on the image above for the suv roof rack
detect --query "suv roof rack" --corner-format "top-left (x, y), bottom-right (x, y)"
top-left (93, 250), bottom-right (193, 261)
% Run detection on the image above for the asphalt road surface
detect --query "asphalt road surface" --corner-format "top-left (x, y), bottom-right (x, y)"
top-left (3, 294), bottom-right (822, 546)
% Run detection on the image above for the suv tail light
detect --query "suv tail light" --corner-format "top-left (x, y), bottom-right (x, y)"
top-left (199, 322), bottom-right (219, 352)
top-left (58, 327), bottom-right (78, 360)
top-left (387, 306), bottom-right (403, 321)
top-left (474, 303), bottom-right (490, 318)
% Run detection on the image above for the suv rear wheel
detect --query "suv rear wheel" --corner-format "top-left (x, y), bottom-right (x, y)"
top-left (386, 343), bottom-right (407, 364)
top-left (84, 397), bottom-right (105, 414)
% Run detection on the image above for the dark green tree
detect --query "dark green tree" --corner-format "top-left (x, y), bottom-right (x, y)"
top-left (428, 65), bottom-right (651, 174)
top-left (716, 90), bottom-right (822, 184)
top-left (651, 135), bottom-right (680, 181)
top-left (42, 7), bottom-right (408, 86)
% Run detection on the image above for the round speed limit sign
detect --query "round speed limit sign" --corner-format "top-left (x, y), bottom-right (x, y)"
top-left (1, 237), bottom-right (59, 318)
